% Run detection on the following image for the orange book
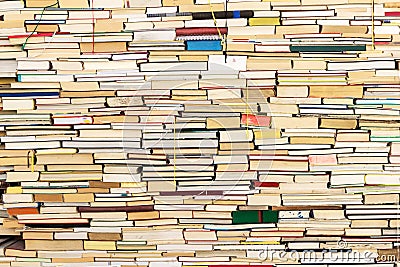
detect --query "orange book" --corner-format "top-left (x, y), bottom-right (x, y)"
top-left (7, 208), bottom-right (39, 216)
top-left (80, 42), bottom-right (127, 53)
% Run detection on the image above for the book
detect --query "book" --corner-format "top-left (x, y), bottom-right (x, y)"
top-left (58, 0), bottom-right (89, 8)
top-left (232, 210), bottom-right (279, 224)
top-left (186, 40), bottom-right (222, 51)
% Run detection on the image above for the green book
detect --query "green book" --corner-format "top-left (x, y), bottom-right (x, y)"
top-left (371, 136), bottom-right (400, 142)
top-left (289, 45), bottom-right (366, 52)
top-left (232, 210), bottom-right (279, 224)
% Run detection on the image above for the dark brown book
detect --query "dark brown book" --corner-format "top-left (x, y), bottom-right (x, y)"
top-left (88, 181), bottom-right (120, 188)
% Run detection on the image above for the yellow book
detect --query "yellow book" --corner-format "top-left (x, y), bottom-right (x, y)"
top-left (121, 182), bottom-right (146, 188)
top-left (84, 241), bottom-right (116, 250)
top-left (320, 119), bottom-right (357, 129)
top-left (290, 137), bottom-right (336, 145)
top-left (254, 129), bottom-right (281, 139)
top-left (6, 187), bottom-right (22, 194)
top-left (249, 18), bottom-right (280, 26)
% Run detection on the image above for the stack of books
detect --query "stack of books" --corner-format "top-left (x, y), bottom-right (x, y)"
top-left (0, 0), bottom-right (399, 266)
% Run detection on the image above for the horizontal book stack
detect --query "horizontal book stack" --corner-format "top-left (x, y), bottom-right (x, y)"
top-left (0, 0), bottom-right (399, 266)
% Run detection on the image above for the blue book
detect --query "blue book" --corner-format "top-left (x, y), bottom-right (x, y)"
top-left (0, 92), bottom-right (59, 97)
top-left (186, 40), bottom-right (222, 51)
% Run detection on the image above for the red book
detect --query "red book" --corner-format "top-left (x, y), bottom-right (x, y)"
top-left (241, 114), bottom-right (271, 127)
top-left (385, 11), bottom-right (400, 16)
top-left (253, 181), bottom-right (280, 188)
top-left (8, 32), bottom-right (69, 39)
top-left (176, 27), bottom-right (228, 36)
